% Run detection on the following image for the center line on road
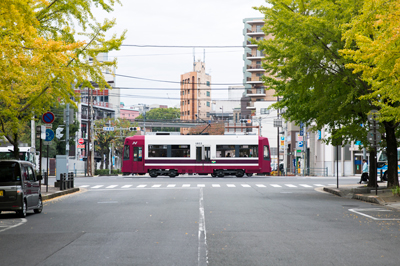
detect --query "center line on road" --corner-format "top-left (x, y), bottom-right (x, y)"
top-left (227, 184), bottom-right (236, 187)
top-left (106, 185), bottom-right (118, 189)
top-left (182, 184), bottom-right (191, 187)
top-left (91, 185), bottom-right (104, 189)
top-left (121, 185), bottom-right (133, 188)
top-left (285, 184), bottom-right (297, 188)
top-left (212, 184), bottom-right (220, 187)
top-left (256, 184), bottom-right (266, 187)
top-left (241, 184), bottom-right (251, 188)
top-left (137, 184), bottom-right (147, 188)
top-left (167, 184), bottom-right (176, 188)
top-left (197, 184), bottom-right (205, 187)
top-left (152, 184), bottom-right (161, 188)
top-left (313, 184), bottom-right (324, 187)
top-left (299, 184), bottom-right (312, 188)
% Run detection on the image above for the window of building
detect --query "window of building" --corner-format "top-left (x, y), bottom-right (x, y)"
top-left (260, 108), bottom-right (269, 114)
top-left (206, 112), bottom-right (210, 117)
top-left (148, 145), bottom-right (167, 157)
top-left (207, 102), bottom-right (210, 107)
top-left (206, 81), bottom-right (210, 86)
top-left (188, 100), bottom-right (190, 104)
top-left (206, 91), bottom-right (210, 97)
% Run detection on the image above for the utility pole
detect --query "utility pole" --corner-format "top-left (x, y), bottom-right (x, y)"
top-left (87, 89), bottom-right (92, 176)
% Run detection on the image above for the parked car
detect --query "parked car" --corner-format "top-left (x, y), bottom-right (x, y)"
top-left (0, 160), bottom-right (43, 217)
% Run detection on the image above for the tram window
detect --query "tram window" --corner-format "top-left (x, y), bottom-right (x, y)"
top-left (149, 145), bottom-right (168, 157)
top-left (239, 145), bottom-right (258, 157)
top-left (133, 147), bottom-right (142, 161)
top-left (216, 145), bottom-right (235, 158)
top-left (123, 145), bottom-right (130, 160)
top-left (171, 145), bottom-right (190, 157)
top-left (263, 145), bottom-right (270, 160)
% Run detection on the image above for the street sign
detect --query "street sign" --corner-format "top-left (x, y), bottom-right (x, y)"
top-left (103, 127), bottom-right (115, 131)
top-left (299, 141), bottom-right (304, 148)
top-left (42, 112), bottom-right (55, 124)
top-left (77, 144), bottom-right (85, 149)
top-left (43, 141), bottom-right (52, 146)
top-left (45, 129), bottom-right (54, 141)
top-left (78, 138), bottom-right (84, 144)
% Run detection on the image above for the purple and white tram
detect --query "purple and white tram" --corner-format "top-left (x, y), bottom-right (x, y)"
top-left (122, 135), bottom-right (271, 177)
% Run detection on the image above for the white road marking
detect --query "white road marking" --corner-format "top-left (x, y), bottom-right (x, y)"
top-left (313, 184), bottom-right (324, 187)
top-left (212, 184), bottom-right (220, 187)
top-left (79, 185), bottom-right (90, 188)
top-left (91, 185), bottom-right (104, 189)
top-left (152, 184), bottom-right (161, 188)
top-left (198, 188), bottom-right (208, 266)
top-left (299, 184), bottom-right (312, 188)
top-left (0, 218), bottom-right (27, 233)
top-left (182, 184), bottom-right (191, 187)
top-left (256, 184), bottom-right (266, 187)
top-left (106, 185), bottom-right (118, 189)
top-left (349, 208), bottom-right (400, 221)
top-left (167, 184), bottom-right (176, 188)
top-left (227, 184), bottom-right (236, 188)
top-left (197, 184), bottom-right (205, 187)
top-left (285, 184), bottom-right (297, 188)
top-left (121, 185), bottom-right (133, 188)
top-left (137, 184), bottom-right (147, 188)
top-left (270, 184), bottom-right (281, 188)
top-left (241, 184), bottom-right (251, 188)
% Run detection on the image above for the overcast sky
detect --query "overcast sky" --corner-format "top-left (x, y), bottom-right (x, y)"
top-left (92, 0), bottom-right (266, 108)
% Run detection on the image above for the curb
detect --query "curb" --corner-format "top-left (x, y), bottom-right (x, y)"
top-left (42, 188), bottom-right (80, 201)
top-left (323, 187), bottom-right (343, 197)
top-left (352, 194), bottom-right (385, 205)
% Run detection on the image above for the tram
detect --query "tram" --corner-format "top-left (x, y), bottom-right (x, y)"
top-left (122, 135), bottom-right (271, 177)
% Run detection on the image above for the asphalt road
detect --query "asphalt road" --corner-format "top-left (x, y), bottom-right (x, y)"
top-left (1, 175), bottom-right (400, 266)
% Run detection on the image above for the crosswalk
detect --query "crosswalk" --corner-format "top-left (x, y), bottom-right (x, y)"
top-left (79, 183), bottom-right (337, 189)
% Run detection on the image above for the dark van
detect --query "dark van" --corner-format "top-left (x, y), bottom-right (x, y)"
top-left (0, 160), bottom-right (43, 217)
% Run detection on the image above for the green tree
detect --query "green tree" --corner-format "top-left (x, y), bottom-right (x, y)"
top-left (93, 118), bottom-right (135, 170)
top-left (341, 0), bottom-right (400, 187)
top-left (254, 0), bottom-right (390, 187)
top-left (136, 108), bottom-right (180, 132)
top-left (0, 0), bottom-right (125, 159)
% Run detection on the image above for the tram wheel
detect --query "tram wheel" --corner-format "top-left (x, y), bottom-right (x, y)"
top-left (216, 170), bottom-right (224, 177)
top-left (236, 170), bottom-right (244, 178)
top-left (149, 170), bottom-right (158, 178)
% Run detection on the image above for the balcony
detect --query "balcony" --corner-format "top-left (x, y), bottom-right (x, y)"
top-left (246, 64), bottom-right (265, 72)
top-left (246, 53), bottom-right (264, 60)
top-left (246, 88), bottom-right (266, 97)
top-left (246, 29), bottom-right (265, 37)
top-left (246, 77), bottom-right (263, 84)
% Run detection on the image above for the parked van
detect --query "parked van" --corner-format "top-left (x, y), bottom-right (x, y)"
top-left (0, 160), bottom-right (43, 217)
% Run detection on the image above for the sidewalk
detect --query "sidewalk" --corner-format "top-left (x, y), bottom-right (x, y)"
top-left (41, 184), bottom-right (80, 201)
top-left (323, 183), bottom-right (400, 210)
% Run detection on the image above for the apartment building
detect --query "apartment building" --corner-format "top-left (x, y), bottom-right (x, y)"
top-left (243, 18), bottom-right (276, 110)
top-left (180, 60), bottom-right (211, 134)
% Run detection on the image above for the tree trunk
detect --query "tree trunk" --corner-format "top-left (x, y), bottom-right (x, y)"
top-left (384, 121), bottom-right (399, 188)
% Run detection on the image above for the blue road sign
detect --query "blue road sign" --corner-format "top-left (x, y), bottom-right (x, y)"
top-left (45, 129), bottom-right (54, 141)
top-left (298, 141), bottom-right (303, 148)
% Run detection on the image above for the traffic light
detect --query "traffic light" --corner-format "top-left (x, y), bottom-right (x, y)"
top-left (129, 127), bottom-right (140, 131)
top-left (56, 127), bottom-right (64, 139)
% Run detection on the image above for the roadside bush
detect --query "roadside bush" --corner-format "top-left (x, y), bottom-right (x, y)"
top-left (95, 169), bottom-right (121, 176)
top-left (392, 186), bottom-right (400, 197)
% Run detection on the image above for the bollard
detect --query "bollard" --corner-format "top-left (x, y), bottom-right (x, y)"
top-left (59, 173), bottom-right (64, 190)
top-left (69, 172), bottom-right (74, 188)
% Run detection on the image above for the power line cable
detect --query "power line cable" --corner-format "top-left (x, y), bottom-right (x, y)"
top-left (120, 44), bottom-right (245, 48)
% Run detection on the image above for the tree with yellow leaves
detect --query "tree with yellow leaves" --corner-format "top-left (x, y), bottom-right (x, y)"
top-left (341, 0), bottom-right (400, 187)
top-left (0, 0), bottom-right (126, 159)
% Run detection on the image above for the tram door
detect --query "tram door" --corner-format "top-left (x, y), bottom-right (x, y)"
top-left (195, 146), bottom-right (211, 174)
top-left (132, 146), bottom-right (144, 173)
